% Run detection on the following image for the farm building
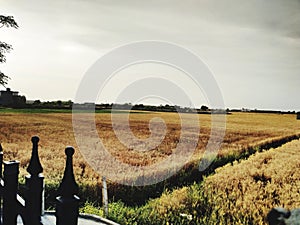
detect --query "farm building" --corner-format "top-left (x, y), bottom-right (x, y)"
top-left (297, 112), bottom-right (300, 120)
top-left (0, 88), bottom-right (26, 107)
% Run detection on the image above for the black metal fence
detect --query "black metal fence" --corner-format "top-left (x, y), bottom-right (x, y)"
top-left (0, 136), bottom-right (80, 225)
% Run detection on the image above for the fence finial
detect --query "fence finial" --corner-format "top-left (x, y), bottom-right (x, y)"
top-left (58, 146), bottom-right (78, 197)
top-left (27, 136), bottom-right (43, 176)
top-left (56, 147), bottom-right (80, 225)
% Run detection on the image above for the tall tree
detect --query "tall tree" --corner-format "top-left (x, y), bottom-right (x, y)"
top-left (0, 15), bottom-right (18, 87)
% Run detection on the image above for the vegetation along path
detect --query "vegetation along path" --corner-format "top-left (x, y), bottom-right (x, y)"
top-left (107, 137), bottom-right (300, 224)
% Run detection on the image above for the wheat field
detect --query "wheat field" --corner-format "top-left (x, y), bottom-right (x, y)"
top-left (110, 132), bottom-right (300, 224)
top-left (143, 138), bottom-right (300, 225)
top-left (0, 111), bottom-right (299, 186)
top-left (201, 138), bottom-right (300, 224)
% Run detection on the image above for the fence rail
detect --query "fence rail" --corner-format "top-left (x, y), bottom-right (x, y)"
top-left (0, 136), bottom-right (80, 225)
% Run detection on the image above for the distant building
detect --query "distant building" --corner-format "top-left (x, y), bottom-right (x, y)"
top-left (0, 88), bottom-right (26, 107)
top-left (297, 112), bottom-right (300, 120)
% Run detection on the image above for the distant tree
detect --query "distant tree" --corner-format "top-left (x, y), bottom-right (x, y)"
top-left (56, 100), bottom-right (62, 106)
top-left (33, 100), bottom-right (41, 104)
top-left (0, 15), bottom-right (19, 87)
top-left (200, 105), bottom-right (209, 111)
top-left (20, 95), bottom-right (26, 103)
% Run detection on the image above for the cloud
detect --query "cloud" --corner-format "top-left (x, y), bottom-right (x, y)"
top-left (1, 0), bottom-right (300, 110)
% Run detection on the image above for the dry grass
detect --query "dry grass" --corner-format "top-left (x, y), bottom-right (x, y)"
top-left (117, 138), bottom-right (300, 224)
top-left (199, 138), bottom-right (300, 224)
top-left (0, 112), bottom-right (299, 187)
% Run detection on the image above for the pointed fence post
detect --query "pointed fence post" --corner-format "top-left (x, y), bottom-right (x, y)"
top-left (55, 146), bottom-right (80, 225)
top-left (24, 136), bottom-right (44, 225)
top-left (3, 160), bottom-right (20, 225)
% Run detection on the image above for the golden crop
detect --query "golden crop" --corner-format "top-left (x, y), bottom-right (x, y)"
top-left (200, 138), bottom-right (300, 224)
top-left (0, 112), bottom-right (299, 188)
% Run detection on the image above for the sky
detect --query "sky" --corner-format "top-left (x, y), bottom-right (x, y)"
top-left (1, 0), bottom-right (300, 111)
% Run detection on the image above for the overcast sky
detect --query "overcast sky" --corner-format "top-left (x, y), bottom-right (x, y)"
top-left (1, 0), bottom-right (300, 110)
